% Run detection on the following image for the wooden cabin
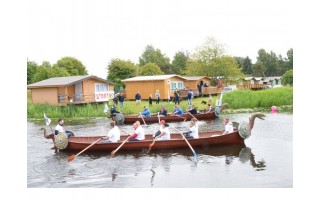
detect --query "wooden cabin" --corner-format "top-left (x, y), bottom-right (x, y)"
top-left (122, 75), bottom-right (187, 100)
top-left (27, 75), bottom-right (114, 106)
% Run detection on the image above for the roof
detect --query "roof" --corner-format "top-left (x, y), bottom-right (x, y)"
top-left (253, 77), bottom-right (263, 81)
top-left (27, 75), bottom-right (113, 88)
top-left (122, 74), bottom-right (186, 82)
top-left (182, 76), bottom-right (212, 81)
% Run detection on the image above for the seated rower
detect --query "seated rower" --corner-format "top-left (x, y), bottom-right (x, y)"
top-left (128, 121), bottom-right (145, 141)
top-left (223, 118), bottom-right (233, 135)
top-left (159, 105), bottom-right (168, 116)
top-left (100, 121), bottom-right (120, 143)
top-left (187, 105), bottom-right (198, 114)
top-left (171, 105), bottom-right (184, 116)
top-left (154, 120), bottom-right (170, 140)
top-left (205, 104), bottom-right (213, 113)
top-left (183, 118), bottom-right (199, 139)
top-left (140, 106), bottom-right (151, 117)
top-left (110, 105), bottom-right (121, 121)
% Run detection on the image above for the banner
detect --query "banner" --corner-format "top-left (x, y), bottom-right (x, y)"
top-left (95, 91), bottom-right (114, 102)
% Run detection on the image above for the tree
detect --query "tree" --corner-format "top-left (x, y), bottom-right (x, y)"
top-left (32, 66), bottom-right (50, 83)
top-left (171, 51), bottom-right (189, 75)
top-left (242, 56), bottom-right (253, 75)
top-left (139, 45), bottom-right (172, 74)
top-left (107, 58), bottom-right (136, 87)
top-left (281, 69), bottom-right (293, 85)
top-left (287, 48), bottom-right (293, 69)
top-left (139, 63), bottom-right (164, 76)
top-left (47, 66), bottom-right (70, 78)
top-left (193, 36), bottom-right (226, 62)
top-left (27, 61), bottom-right (38, 84)
top-left (53, 57), bottom-right (88, 76)
top-left (251, 61), bottom-right (266, 77)
top-left (185, 37), bottom-right (244, 84)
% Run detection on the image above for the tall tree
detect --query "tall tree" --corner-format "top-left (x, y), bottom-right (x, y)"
top-left (242, 56), bottom-right (253, 75)
top-left (251, 61), bottom-right (266, 77)
top-left (185, 37), bottom-right (244, 84)
top-left (27, 61), bottom-right (38, 84)
top-left (171, 51), bottom-right (189, 75)
top-left (287, 48), bottom-right (293, 69)
top-left (107, 58), bottom-right (136, 87)
top-left (53, 57), bottom-right (88, 76)
top-left (139, 45), bottom-right (172, 74)
top-left (139, 63), bottom-right (164, 76)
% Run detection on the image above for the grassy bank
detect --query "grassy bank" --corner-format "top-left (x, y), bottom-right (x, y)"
top-left (222, 87), bottom-right (293, 109)
top-left (27, 87), bottom-right (293, 119)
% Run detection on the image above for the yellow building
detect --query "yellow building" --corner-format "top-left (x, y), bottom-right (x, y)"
top-left (27, 75), bottom-right (114, 105)
top-left (122, 75), bottom-right (187, 100)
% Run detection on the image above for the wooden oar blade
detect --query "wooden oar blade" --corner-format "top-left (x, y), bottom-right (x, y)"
top-left (67, 154), bottom-right (76, 162)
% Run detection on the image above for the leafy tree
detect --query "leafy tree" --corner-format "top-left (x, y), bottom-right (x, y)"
top-left (139, 63), bottom-right (164, 76)
top-left (287, 48), bottom-right (293, 69)
top-left (53, 57), bottom-right (88, 76)
top-left (171, 51), bottom-right (189, 75)
top-left (192, 36), bottom-right (226, 62)
top-left (242, 56), bottom-right (253, 75)
top-left (32, 66), bottom-right (50, 83)
top-left (185, 37), bottom-right (244, 84)
top-left (47, 66), bottom-right (70, 78)
top-left (27, 61), bottom-right (38, 84)
top-left (107, 58), bottom-right (136, 87)
top-left (251, 61), bottom-right (266, 77)
top-left (139, 45), bottom-right (172, 74)
top-left (281, 69), bottom-right (293, 85)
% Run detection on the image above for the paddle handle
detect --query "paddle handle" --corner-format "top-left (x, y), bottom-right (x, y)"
top-left (186, 111), bottom-right (199, 121)
top-left (172, 127), bottom-right (197, 155)
top-left (111, 136), bottom-right (131, 155)
top-left (140, 112), bottom-right (147, 126)
top-left (75, 137), bottom-right (103, 157)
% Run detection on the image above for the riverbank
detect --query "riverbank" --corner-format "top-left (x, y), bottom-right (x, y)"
top-left (27, 87), bottom-right (293, 119)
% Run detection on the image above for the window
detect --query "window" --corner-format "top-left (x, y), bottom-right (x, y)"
top-left (95, 83), bottom-right (109, 92)
top-left (170, 81), bottom-right (184, 90)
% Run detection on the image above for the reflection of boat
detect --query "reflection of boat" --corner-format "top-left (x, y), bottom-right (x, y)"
top-left (113, 104), bottom-right (229, 124)
top-left (42, 113), bottom-right (266, 153)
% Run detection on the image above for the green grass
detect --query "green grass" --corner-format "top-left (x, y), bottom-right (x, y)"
top-left (223, 87), bottom-right (293, 109)
top-left (27, 87), bottom-right (293, 119)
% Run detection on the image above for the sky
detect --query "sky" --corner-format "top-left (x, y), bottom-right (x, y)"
top-left (27, 0), bottom-right (293, 79)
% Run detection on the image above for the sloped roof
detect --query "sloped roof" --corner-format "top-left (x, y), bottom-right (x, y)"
top-left (122, 74), bottom-right (186, 82)
top-left (27, 75), bottom-right (113, 88)
top-left (182, 76), bottom-right (212, 81)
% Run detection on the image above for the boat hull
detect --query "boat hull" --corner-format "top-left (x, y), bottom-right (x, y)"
top-left (65, 131), bottom-right (244, 152)
top-left (122, 112), bottom-right (218, 124)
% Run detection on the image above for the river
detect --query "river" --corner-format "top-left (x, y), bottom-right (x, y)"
top-left (27, 113), bottom-right (292, 188)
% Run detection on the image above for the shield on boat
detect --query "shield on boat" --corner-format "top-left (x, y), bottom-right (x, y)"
top-left (115, 113), bottom-right (125, 124)
top-left (238, 122), bottom-right (251, 139)
top-left (214, 107), bottom-right (221, 116)
top-left (54, 133), bottom-right (69, 150)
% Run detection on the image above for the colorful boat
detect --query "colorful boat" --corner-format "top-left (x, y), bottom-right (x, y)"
top-left (42, 113), bottom-right (266, 153)
top-left (113, 104), bottom-right (229, 124)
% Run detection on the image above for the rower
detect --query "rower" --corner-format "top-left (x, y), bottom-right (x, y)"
top-left (100, 121), bottom-right (120, 143)
top-left (128, 121), bottom-right (145, 141)
top-left (171, 105), bottom-right (183, 116)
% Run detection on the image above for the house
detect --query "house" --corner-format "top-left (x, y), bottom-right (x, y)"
top-left (237, 76), bottom-right (281, 90)
top-left (183, 76), bottom-right (212, 89)
top-left (27, 75), bottom-right (114, 106)
top-left (262, 76), bottom-right (282, 86)
top-left (122, 75), bottom-right (187, 100)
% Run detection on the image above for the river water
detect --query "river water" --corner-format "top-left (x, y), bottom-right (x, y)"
top-left (27, 113), bottom-right (292, 188)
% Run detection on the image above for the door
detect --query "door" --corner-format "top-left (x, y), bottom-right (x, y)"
top-left (75, 82), bottom-right (83, 101)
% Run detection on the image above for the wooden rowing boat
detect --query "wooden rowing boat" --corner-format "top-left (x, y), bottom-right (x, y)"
top-left (113, 104), bottom-right (229, 124)
top-left (42, 113), bottom-right (266, 152)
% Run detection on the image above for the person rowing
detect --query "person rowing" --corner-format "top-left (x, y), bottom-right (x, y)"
top-left (128, 121), bottom-right (145, 141)
top-left (183, 118), bottom-right (199, 139)
top-left (153, 120), bottom-right (170, 140)
top-left (171, 105), bottom-right (183, 116)
top-left (100, 121), bottom-right (120, 143)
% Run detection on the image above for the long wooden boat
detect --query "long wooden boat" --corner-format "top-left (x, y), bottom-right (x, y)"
top-left (113, 104), bottom-right (229, 124)
top-left (42, 113), bottom-right (266, 153)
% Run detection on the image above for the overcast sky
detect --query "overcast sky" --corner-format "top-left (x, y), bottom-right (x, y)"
top-left (28, 0), bottom-right (293, 78)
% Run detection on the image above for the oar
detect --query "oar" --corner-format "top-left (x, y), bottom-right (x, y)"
top-left (139, 112), bottom-right (147, 126)
top-left (186, 111), bottom-right (199, 121)
top-left (111, 135), bottom-right (131, 157)
top-left (44, 112), bottom-right (54, 133)
top-left (67, 137), bottom-right (103, 162)
top-left (148, 113), bottom-right (161, 153)
top-left (172, 127), bottom-right (197, 161)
